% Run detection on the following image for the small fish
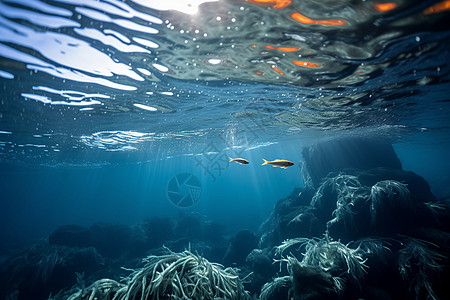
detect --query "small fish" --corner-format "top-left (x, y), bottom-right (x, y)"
top-left (261, 158), bottom-right (294, 169)
top-left (229, 157), bottom-right (249, 165)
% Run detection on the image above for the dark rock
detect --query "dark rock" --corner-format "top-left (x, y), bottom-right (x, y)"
top-left (0, 243), bottom-right (103, 300)
top-left (280, 206), bottom-right (322, 240)
top-left (358, 167), bottom-right (435, 203)
top-left (290, 265), bottom-right (339, 300)
top-left (243, 270), bottom-right (273, 298)
top-left (172, 213), bottom-right (227, 245)
top-left (223, 229), bottom-right (258, 266)
top-left (244, 250), bottom-right (277, 297)
top-left (326, 185), bottom-right (372, 242)
top-left (89, 223), bottom-right (132, 259)
top-left (49, 224), bottom-right (92, 248)
top-left (259, 188), bottom-right (320, 249)
top-left (309, 177), bottom-right (340, 222)
top-left (246, 249), bottom-right (275, 277)
top-left (173, 213), bottom-right (203, 240)
top-left (126, 226), bottom-right (151, 257)
top-left (302, 138), bottom-right (402, 188)
top-left (203, 219), bottom-right (226, 244)
top-left (139, 217), bottom-right (175, 249)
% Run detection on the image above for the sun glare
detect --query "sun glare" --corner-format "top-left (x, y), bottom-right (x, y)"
top-left (131, 0), bottom-right (219, 15)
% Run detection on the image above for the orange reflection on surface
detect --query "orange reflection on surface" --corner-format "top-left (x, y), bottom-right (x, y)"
top-left (374, 3), bottom-right (398, 12)
top-left (291, 60), bottom-right (320, 68)
top-left (254, 71), bottom-right (264, 75)
top-left (291, 12), bottom-right (347, 26)
top-left (265, 45), bottom-right (301, 52)
top-left (424, 0), bottom-right (450, 14)
top-left (271, 65), bottom-right (285, 75)
top-left (248, 0), bottom-right (291, 9)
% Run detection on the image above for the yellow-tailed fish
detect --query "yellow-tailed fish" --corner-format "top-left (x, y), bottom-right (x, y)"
top-left (261, 158), bottom-right (294, 169)
top-left (229, 157), bottom-right (249, 165)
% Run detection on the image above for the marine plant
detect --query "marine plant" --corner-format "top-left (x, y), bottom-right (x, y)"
top-left (276, 236), bottom-right (369, 290)
top-left (65, 278), bottom-right (125, 300)
top-left (424, 200), bottom-right (448, 222)
top-left (259, 276), bottom-right (291, 300)
top-left (64, 248), bottom-right (250, 300)
top-left (369, 180), bottom-right (412, 228)
top-left (311, 174), bottom-right (368, 216)
top-left (35, 246), bottom-right (63, 283)
top-left (397, 237), bottom-right (445, 300)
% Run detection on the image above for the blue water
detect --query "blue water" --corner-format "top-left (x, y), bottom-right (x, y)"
top-left (0, 0), bottom-right (450, 299)
top-left (0, 143), bottom-right (304, 246)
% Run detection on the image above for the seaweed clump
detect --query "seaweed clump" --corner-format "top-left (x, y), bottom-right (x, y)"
top-left (61, 248), bottom-right (250, 300)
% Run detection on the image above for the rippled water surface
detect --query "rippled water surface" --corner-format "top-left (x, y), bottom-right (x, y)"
top-left (0, 0), bottom-right (449, 165)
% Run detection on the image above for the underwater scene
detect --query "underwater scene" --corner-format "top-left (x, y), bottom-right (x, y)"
top-left (1, 0), bottom-right (450, 299)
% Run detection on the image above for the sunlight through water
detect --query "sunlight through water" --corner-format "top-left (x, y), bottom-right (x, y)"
top-left (0, 0), bottom-right (449, 165)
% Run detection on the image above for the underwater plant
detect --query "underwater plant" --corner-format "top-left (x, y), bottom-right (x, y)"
top-left (35, 247), bottom-right (63, 283)
top-left (65, 248), bottom-right (249, 300)
top-left (423, 200), bottom-right (449, 225)
top-left (397, 237), bottom-right (445, 300)
top-left (311, 174), bottom-right (368, 218)
top-left (369, 180), bottom-right (413, 229)
top-left (308, 173), bottom-right (373, 241)
top-left (276, 236), bottom-right (369, 291)
top-left (65, 278), bottom-right (126, 300)
top-left (259, 276), bottom-right (292, 300)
